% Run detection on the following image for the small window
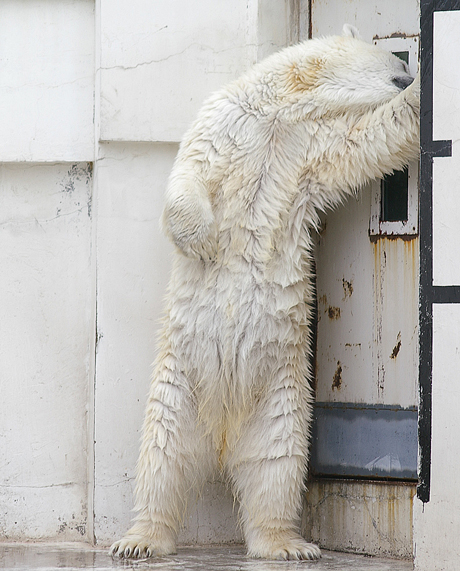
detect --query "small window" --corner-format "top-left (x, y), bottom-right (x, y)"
top-left (381, 167), bottom-right (409, 222)
top-left (369, 37), bottom-right (419, 237)
top-left (392, 50), bottom-right (409, 65)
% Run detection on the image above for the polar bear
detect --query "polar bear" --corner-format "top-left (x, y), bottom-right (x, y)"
top-left (110, 25), bottom-right (419, 561)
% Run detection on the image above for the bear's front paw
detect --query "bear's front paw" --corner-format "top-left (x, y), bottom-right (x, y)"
top-left (162, 194), bottom-right (218, 262)
top-left (179, 224), bottom-right (218, 262)
top-left (109, 534), bottom-right (176, 559)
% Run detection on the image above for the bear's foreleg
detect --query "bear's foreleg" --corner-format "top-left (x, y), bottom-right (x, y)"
top-left (317, 74), bottom-right (420, 193)
top-left (110, 342), bottom-right (215, 559)
top-left (226, 346), bottom-right (320, 560)
top-left (161, 171), bottom-right (218, 262)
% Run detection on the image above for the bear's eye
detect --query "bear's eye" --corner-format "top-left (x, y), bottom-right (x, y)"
top-left (392, 76), bottom-right (414, 90)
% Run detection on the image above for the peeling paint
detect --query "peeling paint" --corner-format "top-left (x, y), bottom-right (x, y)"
top-left (342, 278), bottom-right (353, 299)
top-left (57, 163), bottom-right (93, 218)
top-left (57, 516), bottom-right (87, 538)
top-left (328, 306), bottom-right (341, 319)
top-left (373, 31), bottom-right (419, 40)
top-left (60, 163), bottom-right (92, 194)
top-left (390, 332), bottom-right (402, 360)
top-left (332, 361), bottom-right (342, 390)
top-left (373, 237), bottom-right (418, 401)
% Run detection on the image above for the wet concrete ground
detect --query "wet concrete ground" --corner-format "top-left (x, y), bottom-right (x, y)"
top-left (0, 543), bottom-right (413, 570)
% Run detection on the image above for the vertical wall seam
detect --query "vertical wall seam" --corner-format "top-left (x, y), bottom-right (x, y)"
top-left (87, 0), bottom-right (102, 545)
top-left (289, 0), bottom-right (301, 44)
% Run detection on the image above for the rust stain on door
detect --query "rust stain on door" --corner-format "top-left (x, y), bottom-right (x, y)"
top-left (332, 361), bottom-right (342, 390)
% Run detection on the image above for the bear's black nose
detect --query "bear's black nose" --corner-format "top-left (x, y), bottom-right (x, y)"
top-left (392, 75), bottom-right (414, 90)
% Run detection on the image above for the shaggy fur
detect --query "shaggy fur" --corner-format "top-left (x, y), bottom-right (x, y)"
top-left (110, 25), bottom-right (419, 561)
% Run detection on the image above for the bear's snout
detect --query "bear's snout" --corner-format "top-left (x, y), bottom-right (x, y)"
top-left (392, 75), bottom-right (414, 90)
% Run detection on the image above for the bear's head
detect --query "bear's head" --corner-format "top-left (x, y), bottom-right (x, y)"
top-left (245, 25), bottom-right (415, 119)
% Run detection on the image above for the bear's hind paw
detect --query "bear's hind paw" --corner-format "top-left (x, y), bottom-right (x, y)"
top-left (110, 537), bottom-right (151, 559)
top-left (109, 535), bottom-right (176, 560)
top-left (249, 537), bottom-right (321, 561)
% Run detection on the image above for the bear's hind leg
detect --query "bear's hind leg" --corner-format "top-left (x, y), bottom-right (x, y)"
top-left (226, 348), bottom-right (320, 560)
top-left (110, 343), bottom-right (215, 559)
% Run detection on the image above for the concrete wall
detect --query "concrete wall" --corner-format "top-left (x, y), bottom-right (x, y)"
top-left (0, 0), bottom-right (299, 546)
top-left (0, 0), bottom-right (95, 162)
top-left (93, 0), bottom-right (299, 547)
top-left (0, 0), bottom-right (95, 542)
top-left (0, 162), bottom-right (93, 541)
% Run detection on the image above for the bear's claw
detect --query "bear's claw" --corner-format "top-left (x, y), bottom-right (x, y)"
top-left (274, 542), bottom-right (321, 561)
top-left (109, 532), bottom-right (177, 560)
top-left (109, 538), bottom-right (154, 560)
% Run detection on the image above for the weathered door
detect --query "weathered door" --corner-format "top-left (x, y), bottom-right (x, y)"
top-left (302, 0), bottom-right (420, 558)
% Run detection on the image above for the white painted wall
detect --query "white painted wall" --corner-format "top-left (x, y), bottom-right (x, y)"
top-left (431, 10), bottom-right (460, 288)
top-left (0, 163), bottom-right (93, 541)
top-left (93, 143), bottom-right (242, 545)
top-left (0, 0), bottom-right (95, 543)
top-left (310, 0), bottom-right (419, 41)
top-left (413, 305), bottom-right (460, 570)
top-left (413, 10), bottom-right (460, 570)
top-left (99, 0), bottom-right (298, 142)
top-left (93, 0), bottom-right (298, 547)
top-left (0, 0), bottom-right (297, 546)
top-left (93, 143), bottom-right (176, 541)
top-left (303, 481), bottom-right (415, 559)
top-left (0, 0), bottom-right (95, 162)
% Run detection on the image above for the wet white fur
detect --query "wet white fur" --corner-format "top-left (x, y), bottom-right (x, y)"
top-left (110, 27), bottom-right (419, 561)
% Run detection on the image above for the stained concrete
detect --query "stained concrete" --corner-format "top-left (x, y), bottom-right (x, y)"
top-left (0, 543), bottom-right (413, 570)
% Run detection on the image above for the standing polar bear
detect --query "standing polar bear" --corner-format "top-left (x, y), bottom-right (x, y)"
top-left (110, 25), bottom-right (419, 561)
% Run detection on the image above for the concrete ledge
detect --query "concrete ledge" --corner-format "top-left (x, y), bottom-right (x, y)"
top-left (302, 479), bottom-right (415, 559)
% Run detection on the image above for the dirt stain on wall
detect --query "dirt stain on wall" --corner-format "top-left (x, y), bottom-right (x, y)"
top-left (332, 361), bottom-right (342, 390)
top-left (390, 332), bottom-right (402, 359)
top-left (342, 278), bottom-right (353, 300)
top-left (328, 306), bottom-right (341, 320)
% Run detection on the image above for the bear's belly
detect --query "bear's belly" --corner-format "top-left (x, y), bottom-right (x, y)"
top-left (167, 258), bottom-right (311, 419)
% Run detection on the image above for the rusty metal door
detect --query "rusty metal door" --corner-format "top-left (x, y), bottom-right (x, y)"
top-left (306, 1), bottom-right (420, 482)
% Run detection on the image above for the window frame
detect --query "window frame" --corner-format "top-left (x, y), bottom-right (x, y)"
top-left (369, 36), bottom-right (420, 237)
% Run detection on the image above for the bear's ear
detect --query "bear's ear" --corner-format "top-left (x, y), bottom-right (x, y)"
top-left (342, 24), bottom-right (361, 39)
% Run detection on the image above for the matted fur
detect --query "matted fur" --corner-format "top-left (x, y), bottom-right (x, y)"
top-left (110, 27), bottom-right (419, 561)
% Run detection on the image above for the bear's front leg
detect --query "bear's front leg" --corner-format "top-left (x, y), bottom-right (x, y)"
top-left (226, 346), bottom-right (320, 561)
top-left (161, 174), bottom-right (218, 262)
top-left (110, 340), bottom-right (215, 559)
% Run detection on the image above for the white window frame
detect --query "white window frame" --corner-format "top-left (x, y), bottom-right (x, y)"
top-left (369, 36), bottom-right (419, 237)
